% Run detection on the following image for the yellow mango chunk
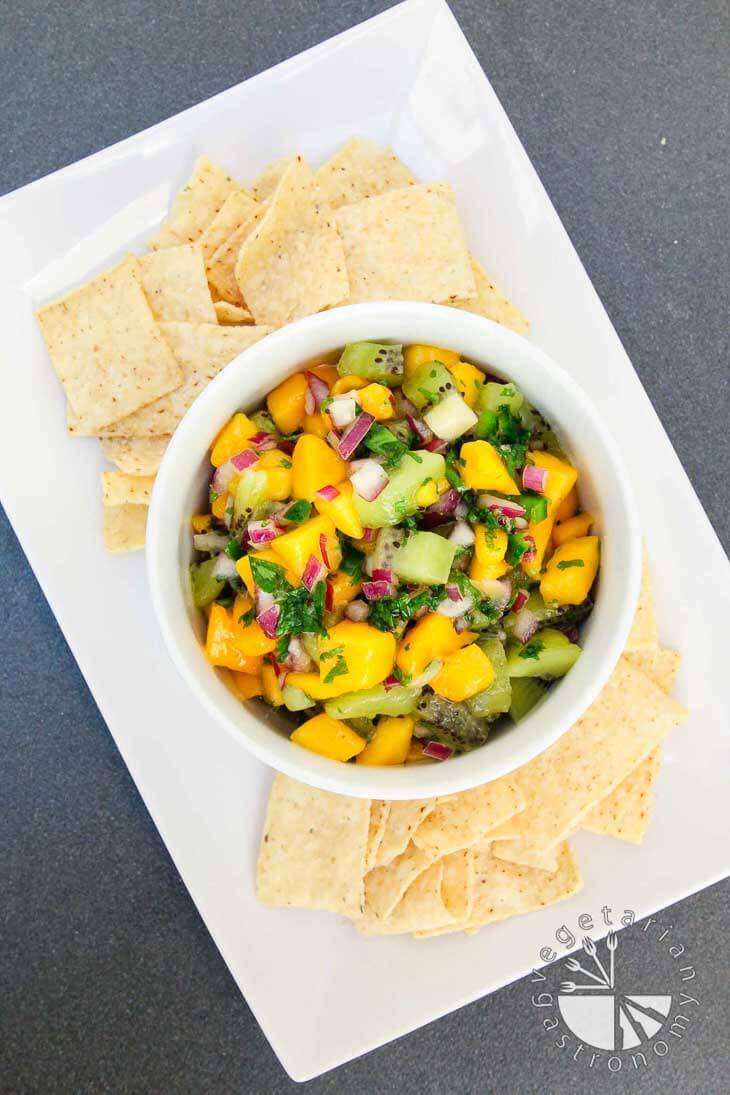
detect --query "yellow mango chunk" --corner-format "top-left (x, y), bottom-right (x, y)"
top-left (191, 513), bottom-right (212, 533)
top-left (302, 412), bottom-right (331, 439)
top-left (529, 451), bottom-right (578, 510)
top-left (291, 712), bottom-right (366, 762)
top-left (211, 493), bottom-right (229, 520)
top-left (313, 479), bottom-right (364, 539)
top-left (266, 372), bottom-right (308, 435)
top-left (553, 512), bottom-right (593, 547)
top-left (397, 613), bottom-right (476, 679)
top-left (211, 412), bottom-right (256, 468)
top-left (261, 663), bottom-right (284, 706)
top-left (470, 526), bottom-right (509, 581)
top-left (255, 449), bottom-right (293, 500)
top-left (404, 344), bottom-right (460, 378)
top-left (331, 374), bottom-right (368, 396)
top-left (521, 516), bottom-right (555, 580)
top-left (230, 672), bottom-right (263, 700)
top-left (540, 536), bottom-right (600, 605)
top-left (327, 569), bottom-right (362, 608)
top-left (431, 643), bottom-right (494, 702)
top-left (308, 364), bottom-right (339, 387)
top-left (272, 514), bottom-right (341, 579)
top-left (459, 440), bottom-right (520, 495)
top-left (291, 434), bottom-right (347, 501)
top-left (447, 361), bottom-right (483, 408)
top-left (358, 383), bottom-right (395, 421)
top-left (235, 550), bottom-right (299, 596)
top-left (554, 485), bottom-right (578, 522)
top-left (415, 479), bottom-right (439, 507)
top-left (356, 716), bottom-right (414, 766)
top-left (316, 621), bottom-right (396, 696)
top-left (205, 604), bottom-right (263, 673)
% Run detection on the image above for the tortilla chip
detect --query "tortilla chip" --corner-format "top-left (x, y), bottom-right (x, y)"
top-left (363, 843), bottom-right (438, 923)
top-left (256, 775), bottom-right (369, 917)
top-left (624, 550), bottom-right (658, 652)
top-left (334, 183), bottom-right (476, 305)
top-left (315, 138), bottom-right (416, 209)
top-left (138, 245), bottom-right (216, 323)
top-left (213, 301), bottom-right (253, 325)
top-left (96, 322), bottom-right (271, 437)
top-left (489, 657), bottom-right (687, 858)
top-left (198, 190), bottom-right (260, 263)
top-left (492, 841), bottom-right (561, 872)
top-left (365, 802), bottom-right (390, 871)
top-left (359, 849), bottom-right (475, 936)
top-left (482, 816), bottom-right (524, 841)
top-left (101, 471), bottom-right (155, 506)
top-left (235, 157), bottom-right (349, 326)
top-left (372, 799), bottom-right (436, 868)
top-left (451, 258), bottom-right (529, 334)
top-left (102, 503), bottom-right (148, 552)
top-left (37, 257), bottom-right (182, 434)
top-left (251, 154), bottom-right (298, 202)
top-left (100, 436), bottom-right (170, 476)
top-left (582, 749), bottom-right (663, 844)
top-left (206, 203), bottom-right (268, 304)
top-left (412, 776), bottom-right (525, 856)
top-left (150, 156), bottom-right (240, 249)
top-left (625, 647), bottom-right (681, 693)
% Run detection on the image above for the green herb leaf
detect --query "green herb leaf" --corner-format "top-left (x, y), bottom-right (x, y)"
top-left (319, 645), bottom-right (344, 662)
top-left (225, 539), bottom-right (245, 561)
top-left (339, 542), bottom-right (364, 582)
top-left (519, 639), bottom-right (545, 660)
top-left (249, 556), bottom-right (290, 594)
top-left (281, 499), bottom-right (311, 525)
top-left (323, 655), bottom-right (349, 684)
top-left (506, 532), bottom-right (531, 566)
top-left (363, 423), bottom-right (408, 469)
top-left (557, 559), bottom-right (585, 570)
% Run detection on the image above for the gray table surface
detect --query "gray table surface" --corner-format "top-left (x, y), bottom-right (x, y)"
top-left (1, 0), bottom-right (728, 1091)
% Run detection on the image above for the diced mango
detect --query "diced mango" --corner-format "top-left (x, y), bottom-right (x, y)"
top-left (529, 451), bottom-right (578, 511)
top-left (331, 374), bottom-right (368, 396)
top-left (430, 643), bottom-right (494, 702)
top-left (272, 514), bottom-right (341, 579)
top-left (415, 479), bottom-right (439, 507)
top-left (356, 716), bottom-right (414, 766)
top-left (553, 513), bottom-right (593, 547)
top-left (231, 591), bottom-right (253, 622)
top-left (256, 449), bottom-right (293, 500)
top-left (230, 672), bottom-right (263, 700)
top-left (211, 412), bottom-right (257, 467)
top-left (470, 525), bottom-right (509, 581)
top-left (313, 480), bottom-right (364, 539)
top-left (191, 513), bottom-right (212, 532)
top-left (261, 663), bottom-right (284, 706)
top-left (404, 344), bottom-right (461, 378)
top-left (447, 361), bottom-right (483, 408)
top-left (540, 536), bottom-right (600, 605)
top-left (405, 740), bottom-right (429, 763)
top-left (266, 373), bottom-right (308, 435)
top-left (206, 604), bottom-right (263, 673)
top-left (233, 620), bottom-right (277, 657)
top-left (291, 712), bottom-right (366, 762)
top-left (211, 493), bottom-right (229, 520)
top-left (397, 613), bottom-right (476, 679)
top-left (554, 485), bottom-right (578, 522)
top-left (308, 364), bottom-right (339, 387)
top-left (327, 569), bottom-right (362, 608)
top-left (521, 516), bottom-right (555, 580)
top-left (291, 434), bottom-right (347, 501)
top-left (302, 412), bottom-right (331, 439)
top-left (316, 620), bottom-right (396, 697)
top-left (236, 550), bottom-right (299, 596)
top-left (459, 441), bottom-right (520, 495)
top-left (358, 383), bottom-right (395, 421)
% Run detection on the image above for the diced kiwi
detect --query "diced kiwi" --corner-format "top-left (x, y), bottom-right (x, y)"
top-left (251, 409), bottom-right (278, 435)
top-left (423, 391), bottom-right (478, 441)
top-left (353, 450), bottom-right (445, 528)
top-left (392, 531), bottom-right (457, 585)
top-left (467, 639), bottom-right (512, 717)
top-left (506, 627), bottom-right (581, 678)
top-left (301, 633), bottom-right (320, 664)
top-left (324, 684), bottom-right (421, 720)
top-left (369, 528), bottom-right (404, 574)
top-left (478, 381), bottom-right (524, 415)
top-left (402, 361), bottom-right (455, 409)
top-left (415, 693), bottom-right (490, 748)
top-left (281, 685), bottom-right (316, 712)
top-left (190, 558), bottom-right (225, 607)
top-left (232, 468), bottom-right (268, 526)
top-left (337, 342), bottom-right (404, 386)
top-left (509, 677), bottom-right (548, 721)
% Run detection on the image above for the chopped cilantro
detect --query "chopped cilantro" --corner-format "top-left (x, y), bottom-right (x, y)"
top-left (368, 588), bottom-right (440, 632)
top-left (363, 423), bottom-right (407, 469)
top-left (320, 645), bottom-right (344, 662)
top-left (275, 585), bottom-right (327, 644)
top-left (519, 639), bottom-right (545, 660)
top-left (225, 538), bottom-right (245, 561)
top-left (557, 559), bottom-right (585, 570)
top-left (339, 542), bottom-right (364, 582)
top-left (249, 557), bottom-right (290, 594)
top-left (406, 451), bottom-right (423, 464)
top-left (323, 655), bottom-right (349, 684)
top-left (506, 531), bottom-right (532, 566)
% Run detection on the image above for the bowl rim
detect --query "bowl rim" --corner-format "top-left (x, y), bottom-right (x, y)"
top-left (147, 302), bottom-right (642, 800)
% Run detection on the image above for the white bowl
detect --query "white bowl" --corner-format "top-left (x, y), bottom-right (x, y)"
top-left (147, 302), bottom-right (641, 800)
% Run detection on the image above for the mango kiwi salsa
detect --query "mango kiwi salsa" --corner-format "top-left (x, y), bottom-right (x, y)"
top-left (190, 342), bottom-right (599, 764)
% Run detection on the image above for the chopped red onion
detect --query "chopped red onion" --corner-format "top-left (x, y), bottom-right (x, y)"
top-left (372, 567), bottom-right (397, 585)
top-left (512, 589), bottom-right (529, 613)
top-left (512, 606), bottom-right (539, 644)
top-left (454, 615), bottom-right (472, 633)
top-left (282, 636), bottom-right (311, 672)
top-left (454, 499), bottom-right (468, 519)
top-left (315, 484), bottom-right (340, 502)
top-left (248, 431), bottom-right (277, 451)
top-left (428, 487), bottom-right (460, 517)
top-left (257, 604), bottom-right (281, 638)
top-left (350, 459), bottom-right (388, 501)
top-left (304, 387), bottom-right (316, 416)
top-left (193, 531), bottom-right (230, 553)
top-left (449, 519), bottom-right (475, 547)
top-left (423, 437), bottom-right (448, 453)
top-left (302, 554), bottom-right (328, 592)
top-left (566, 626), bottom-right (579, 643)
top-left (328, 397), bottom-right (358, 429)
top-left (255, 588), bottom-right (275, 615)
top-left (513, 517), bottom-right (529, 530)
top-left (406, 412), bottom-right (433, 444)
top-left (319, 533), bottom-right (334, 570)
top-left (270, 657), bottom-right (288, 689)
top-left (423, 740), bottom-right (453, 761)
top-left (437, 592), bottom-right (474, 618)
top-left (479, 493), bottom-right (526, 519)
top-left (306, 371), bottom-right (331, 411)
top-left (522, 465), bottom-right (548, 493)
top-left (211, 458), bottom-right (239, 495)
top-left (211, 553), bottom-right (238, 581)
top-left (362, 580), bottom-right (395, 600)
top-left (277, 439), bottom-right (295, 456)
top-left (247, 519), bottom-right (281, 546)
top-left (446, 584), bottom-right (462, 602)
top-left (325, 581), bottom-right (334, 611)
top-left (522, 534), bottom-right (537, 562)
top-left (361, 527), bottom-right (377, 542)
top-left (230, 449), bottom-right (259, 472)
top-left (345, 600), bottom-right (370, 621)
top-left (383, 674), bottom-right (400, 690)
top-left (338, 412), bottom-right (375, 460)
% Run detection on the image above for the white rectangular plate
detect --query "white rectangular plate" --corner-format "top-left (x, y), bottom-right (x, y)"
top-left (1, 0), bottom-right (728, 1081)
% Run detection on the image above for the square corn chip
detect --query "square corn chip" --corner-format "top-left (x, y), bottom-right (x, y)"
top-left (102, 503), bottom-right (148, 552)
top-left (96, 322), bottom-right (271, 438)
top-left (625, 646), bottom-right (681, 694)
top-left (582, 749), bottom-right (663, 844)
top-left (256, 775), bottom-right (369, 917)
top-left (492, 841), bottom-right (561, 872)
top-left (37, 257), bottom-right (182, 434)
top-left (235, 157), bottom-right (349, 326)
top-left (206, 203), bottom-right (268, 304)
top-left (101, 437), bottom-right (170, 476)
top-left (359, 849), bottom-right (475, 936)
top-left (334, 182), bottom-right (476, 305)
top-left (363, 843), bottom-right (439, 923)
top-left (150, 156), bottom-right (240, 249)
top-left (372, 799), bottom-right (436, 868)
top-left (214, 301), bottom-right (253, 325)
top-left (251, 154), bottom-right (298, 202)
top-left (490, 657), bottom-right (687, 857)
top-left (101, 471), bottom-right (155, 506)
top-left (198, 190), bottom-right (260, 263)
top-left (315, 138), bottom-right (416, 209)
top-left (365, 802), bottom-right (390, 871)
top-left (138, 245), bottom-right (217, 323)
top-left (412, 776), bottom-right (525, 857)
top-left (624, 550), bottom-right (658, 651)
top-left (451, 258), bottom-right (529, 334)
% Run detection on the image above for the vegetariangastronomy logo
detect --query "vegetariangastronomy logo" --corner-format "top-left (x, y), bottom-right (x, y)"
top-left (529, 907), bottom-right (700, 1073)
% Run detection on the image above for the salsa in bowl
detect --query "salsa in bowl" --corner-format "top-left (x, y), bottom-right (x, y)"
top-left (147, 303), bottom-right (640, 799)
